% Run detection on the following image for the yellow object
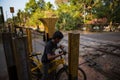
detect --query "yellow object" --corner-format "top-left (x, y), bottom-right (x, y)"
top-left (39, 18), bottom-right (58, 39)
top-left (30, 54), bottom-right (65, 74)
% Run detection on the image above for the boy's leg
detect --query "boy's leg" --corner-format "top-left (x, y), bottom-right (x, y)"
top-left (42, 63), bottom-right (49, 80)
top-left (48, 63), bottom-right (56, 80)
top-left (49, 70), bottom-right (56, 80)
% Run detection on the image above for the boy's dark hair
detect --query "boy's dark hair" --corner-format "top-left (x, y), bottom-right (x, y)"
top-left (52, 31), bottom-right (64, 39)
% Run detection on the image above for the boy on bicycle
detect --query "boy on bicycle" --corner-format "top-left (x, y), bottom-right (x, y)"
top-left (41, 31), bottom-right (64, 80)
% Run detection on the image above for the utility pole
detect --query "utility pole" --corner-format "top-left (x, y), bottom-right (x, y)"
top-left (0, 6), bottom-right (5, 32)
top-left (6, 11), bottom-right (8, 21)
top-left (83, 4), bottom-right (86, 24)
top-left (10, 7), bottom-right (14, 32)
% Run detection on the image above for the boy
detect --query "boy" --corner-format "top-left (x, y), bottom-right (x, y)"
top-left (41, 31), bottom-right (64, 80)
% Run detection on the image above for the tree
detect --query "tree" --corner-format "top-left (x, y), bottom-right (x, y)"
top-left (45, 2), bottom-right (53, 10)
top-left (37, 0), bottom-right (45, 10)
top-left (25, 0), bottom-right (37, 14)
top-left (24, 0), bottom-right (45, 26)
top-left (26, 8), bottom-right (44, 26)
top-left (55, 1), bottom-right (83, 30)
top-left (16, 9), bottom-right (29, 26)
top-left (6, 18), bottom-right (13, 24)
top-left (55, 0), bottom-right (69, 6)
top-left (92, 0), bottom-right (120, 31)
top-left (24, 0), bottom-right (56, 27)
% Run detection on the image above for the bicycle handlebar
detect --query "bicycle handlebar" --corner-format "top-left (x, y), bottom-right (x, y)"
top-left (59, 48), bottom-right (67, 55)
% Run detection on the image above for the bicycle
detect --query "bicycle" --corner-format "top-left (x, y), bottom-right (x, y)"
top-left (29, 52), bottom-right (43, 80)
top-left (29, 49), bottom-right (87, 80)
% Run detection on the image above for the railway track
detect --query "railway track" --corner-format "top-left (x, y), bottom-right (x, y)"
top-left (32, 31), bottom-right (120, 57)
top-left (61, 36), bottom-right (120, 57)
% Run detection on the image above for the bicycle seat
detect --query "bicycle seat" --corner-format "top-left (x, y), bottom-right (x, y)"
top-left (29, 52), bottom-right (42, 57)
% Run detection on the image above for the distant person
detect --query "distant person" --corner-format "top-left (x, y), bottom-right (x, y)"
top-left (18, 27), bottom-right (24, 36)
top-left (36, 25), bottom-right (40, 32)
top-left (8, 23), bottom-right (12, 32)
top-left (41, 31), bottom-right (64, 80)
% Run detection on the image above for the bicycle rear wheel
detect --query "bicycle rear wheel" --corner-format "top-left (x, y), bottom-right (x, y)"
top-left (56, 67), bottom-right (86, 80)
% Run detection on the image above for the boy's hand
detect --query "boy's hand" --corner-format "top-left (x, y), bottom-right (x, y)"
top-left (58, 51), bottom-right (64, 56)
top-left (59, 45), bottom-right (64, 49)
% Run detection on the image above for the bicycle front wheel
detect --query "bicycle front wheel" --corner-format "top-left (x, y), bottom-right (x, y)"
top-left (78, 67), bottom-right (87, 80)
top-left (56, 67), bottom-right (86, 80)
top-left (56, 67), bottom-right (68, 80)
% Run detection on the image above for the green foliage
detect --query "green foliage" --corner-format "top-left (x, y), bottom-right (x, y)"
top-left (45, 2), bottom-right (53, 10)
top-left (13, 0), bottom-right (120, 31)
top-left (6, 18), bottom-right (13, 24)
top-left (37, 0), bottom-right (45, 10)
top-left (26, 8), bottom-right (44, 26)
top-left (56, 12), bottom-right (76, 30)
top-left (25, 0), bottom-right (38, 13)
top-left (24, 0), bottom-right (55, 27)
top-left (93, 0), bottom-right (120, 23)
top-left (56, 3), bottom-right (83, 31)
top-left (55, 0), bottom-right (62, 5)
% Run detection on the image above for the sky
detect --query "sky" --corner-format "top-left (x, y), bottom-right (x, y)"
top-left (0, 0), bottom-right (55, 21)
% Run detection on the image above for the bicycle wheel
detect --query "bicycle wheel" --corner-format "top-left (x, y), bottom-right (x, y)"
top-left (30, 62), bottom-right (42, 80)
top-left (78, 67), bottom-right (87, 80)
top-left (56, 67), bottom-right (68, 80)
top-left (56, 66), bottom-right (86, 80)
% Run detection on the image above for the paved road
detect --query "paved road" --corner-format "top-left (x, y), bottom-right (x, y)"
top-left (81, 32), bottom-right (120, 42)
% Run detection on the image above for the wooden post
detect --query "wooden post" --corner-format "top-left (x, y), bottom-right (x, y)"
top-left (0, 7), bottom-right (5, 31)
top-left (12, 36), bottom-right (32, 80)
top-left (0, 33), bottom-right (9, 80)
top-left (26, 28), bottom-right (33, 54)
top-left (68, 33), bottom-right (80, 80)
top-left (2, 33), bottom-right (18, 80)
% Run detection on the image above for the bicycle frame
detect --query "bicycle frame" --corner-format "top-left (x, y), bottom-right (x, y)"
top-left (48, 58), bottom-right (65, 73)
top-left (30, 57), bottom-right (42, 72)
top-left (30, 50), bottom-right (87, 80)
top-left (30, 53), bottom-right (66, 73)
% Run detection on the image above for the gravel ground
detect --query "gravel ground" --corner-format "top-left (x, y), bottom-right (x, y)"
top-left (32, 31), bottom-right (120, 80)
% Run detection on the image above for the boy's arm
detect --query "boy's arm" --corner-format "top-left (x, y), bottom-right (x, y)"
top-left (57, 44), bottom-right (64, 49)
top-left (47, 52), bottom-right (63, 61)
